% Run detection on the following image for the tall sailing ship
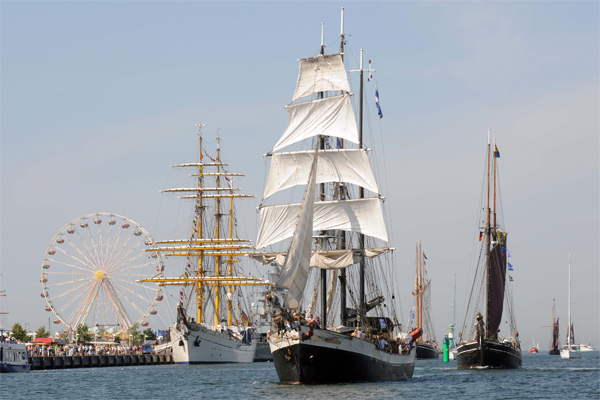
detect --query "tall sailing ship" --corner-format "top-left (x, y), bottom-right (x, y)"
top-left (143, 127), bottom-right (270, 364)
top-left (250, 9), bottom-right (416, 383)
top-left (411, 241), bottom-right (439, 359)
top-left (456, 131), bottom-right (522, 369)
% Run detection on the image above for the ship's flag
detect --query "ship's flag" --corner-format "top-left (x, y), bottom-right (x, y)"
top-left (507, 250), bottom-right (512, 259)
top-left (479, 232), bottom-right (483, 241)
top-left (509, 275), bottom-right (514, 281)
top-left (494, 145), bottom-right (500, 158)
top-left (241, 311), bottom-right (249, 326)
top-left (508, 262), bottom-right (514, 271)
top-left (375, 89), bottom-right (383, 119)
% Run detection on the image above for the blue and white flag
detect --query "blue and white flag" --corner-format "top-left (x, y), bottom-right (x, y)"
top-left (507, 250), bottom-right (512, 259)
top-left (508, 262), bottom-right (514, 271)
top-left (375, 89), bottom-right (383, 119)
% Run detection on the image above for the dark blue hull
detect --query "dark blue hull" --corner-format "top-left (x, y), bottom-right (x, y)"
top-left (1, 363), bottom-right (31, 373)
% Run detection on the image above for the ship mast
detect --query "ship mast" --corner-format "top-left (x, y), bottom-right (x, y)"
top-left (318, 8), bottom-right (347, 328)
top-left (358, 48), bottom-right (366, 324)
top-left (414, 241), bottom-right (419, 330)
top-left (214, 134), bottom-right (222, 326)
top-left (318, 21), bottom-right (328, 329)
top-left (227, 154), bottom-right (235, 325)
top-left (354, 45), bottom-right (376, 327)
top-left (485, 129), bottom-right (492, 338)
top-left (493, 138), bottom-right (498, 233)
top-left (567, 250), bottom-right (571, 347)
top-left (196, 124), bottom-right (205, 324)
top-left (338, 7), bottom-right (348, 328)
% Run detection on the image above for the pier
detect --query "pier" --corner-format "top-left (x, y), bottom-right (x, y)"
top-left (29, 354), bottom-right (173, 370)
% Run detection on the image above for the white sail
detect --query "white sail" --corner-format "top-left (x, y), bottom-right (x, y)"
top-left (256, 198), bottom-right (388, 249)
top-left (264, 149), bottom-right (378, 199)
top-left (273, 94), bottom-right (358, 152)
top-left (292, 54), bottom-right (350, 101)
top-left (277, 148), bottom-right (318, 309)
top-left (249, 247), bottom-right (390, 270)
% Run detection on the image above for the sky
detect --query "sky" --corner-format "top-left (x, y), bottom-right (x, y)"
top-left (1, 1), bottom-right (598, 348)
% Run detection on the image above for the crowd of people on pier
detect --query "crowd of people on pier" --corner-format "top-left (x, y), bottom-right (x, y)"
top-left (27, 344), bottom-right (153, 357)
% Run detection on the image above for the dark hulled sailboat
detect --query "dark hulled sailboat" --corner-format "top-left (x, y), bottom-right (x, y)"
top-left (549, 300), bottom-right (560, 355)
top-left (456, 131), bottom-right (522, 369)
top-left (251, 9), bottom-right (416, 383)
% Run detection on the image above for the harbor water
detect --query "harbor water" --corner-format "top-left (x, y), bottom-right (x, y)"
top-left (2, 352), bottom-right (598, 399)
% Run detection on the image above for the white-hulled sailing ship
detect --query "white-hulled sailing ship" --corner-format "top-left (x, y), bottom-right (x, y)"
top-left (250, 9), bottom-right (416, 383)
top-left (560, 251), bottom-right (580, 359)
top-left (142, 127), bottom-right (270, 364)
top-left (456, 131), bottom-right (522, 369)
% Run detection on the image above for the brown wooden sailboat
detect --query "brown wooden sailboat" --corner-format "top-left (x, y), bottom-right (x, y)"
top-left (412, 240), bottom-right (439, 359)
top-left (456, 130), bottom-right (522, 369)
top-left (548, 300), bottom-right (561, 355)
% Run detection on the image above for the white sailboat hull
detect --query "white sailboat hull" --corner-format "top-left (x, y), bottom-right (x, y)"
top-left (560, 252), bottom-right (580, 360)
top-left (170, 323), bottom-right (256, 364)
top-left (578, 344), bottom-right (595, 352)
top-left (449, 349), bottom-right (457, 360)
top-left (560, 345), bottom-right (581, 359)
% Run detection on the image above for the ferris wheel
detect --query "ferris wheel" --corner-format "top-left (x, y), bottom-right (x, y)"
top-left (41, 213), bottom-right (164, 332)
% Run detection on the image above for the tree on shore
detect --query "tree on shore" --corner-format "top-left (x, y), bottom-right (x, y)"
top-left (75, 324), bottom-right (92, 343)
top-left (143, 328), bottom-right (156, 341)
top-left (35, 326), bottom-right (50, 338)
top-left (11, 323), bottom-right (28, 342)
top-left (128, 323), bottom-right (142, 346)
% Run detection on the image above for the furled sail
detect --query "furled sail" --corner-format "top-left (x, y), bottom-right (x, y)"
top-left (273, 94), bottom-right (358, 152)
top-left (256, 198), bottom-right (388, 249)
top-left (292, 54), bottom-right (350, 101)
top-left (276, 147), bottom-right (318, 310)
top-left (487, 233), bottom-right (508, 337)
top-left (264, 149), bottom-right (378, 199)
top-left (249, 247), bottom-right (390, 270)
